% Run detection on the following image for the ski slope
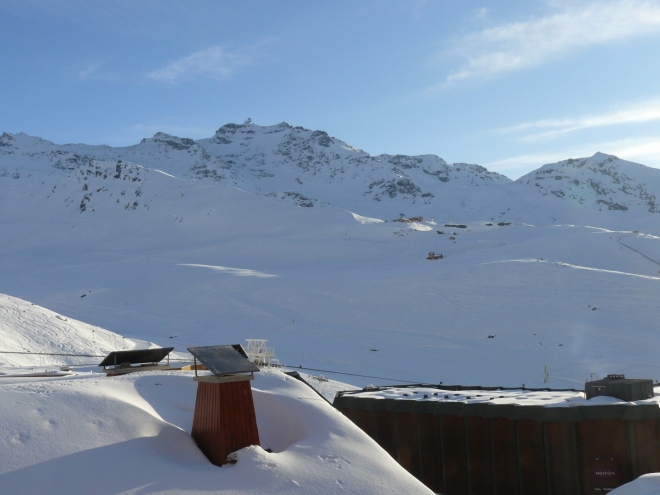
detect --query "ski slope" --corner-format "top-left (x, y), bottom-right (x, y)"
top-left (0, 294), bottom-right (159, 368)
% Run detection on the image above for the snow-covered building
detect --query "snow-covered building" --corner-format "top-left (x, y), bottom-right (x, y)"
top-left (336, 381), bottom-right (660, 495)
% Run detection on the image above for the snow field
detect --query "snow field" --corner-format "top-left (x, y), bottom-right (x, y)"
top-left (3, 125), bottom-right (660, 492)
top-left (2, 176), bottom-right (660, 389)
top-left (0, 369), bottom-right (432, 494)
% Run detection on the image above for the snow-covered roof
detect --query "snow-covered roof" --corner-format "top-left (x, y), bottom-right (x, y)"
top-left (340, 386), bottom-right (586, 406)
top-left (0, 369), bottom-right (433, 494)
top-left (335, 385), bottom-right (660, 421)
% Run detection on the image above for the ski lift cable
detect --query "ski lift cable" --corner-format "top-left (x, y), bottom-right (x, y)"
top-left (0, 350), bottom-right (106, 358)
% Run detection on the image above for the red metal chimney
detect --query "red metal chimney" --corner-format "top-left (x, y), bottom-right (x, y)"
top-left (187, 345), bottom-right (261, 466)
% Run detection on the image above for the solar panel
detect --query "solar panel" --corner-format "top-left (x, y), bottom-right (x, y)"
top-left (99, 347), bottom-right (174, 367)
top-left (187, 345), bottom-right (259, 376)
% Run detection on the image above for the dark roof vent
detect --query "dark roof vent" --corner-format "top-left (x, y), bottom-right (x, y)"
top-left (585, 375), bottom-right (654, 401)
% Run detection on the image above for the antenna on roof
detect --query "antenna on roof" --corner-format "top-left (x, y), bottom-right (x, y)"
top-left (311, 374), bottom-right (329, 394)
top-left (245, 339), bottom-right (280, 368)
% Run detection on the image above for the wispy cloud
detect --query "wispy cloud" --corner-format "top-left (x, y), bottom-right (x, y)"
top-left (147, 40), bottom-right (275, 84)
top-left (498, 98), bottom-right (660, 141)
top-left (434, 0), bottom-right (660, 88)
top-left (475, 7), bottom-right (489, 20)
top-left (78, 63), bottom-right (101, 79)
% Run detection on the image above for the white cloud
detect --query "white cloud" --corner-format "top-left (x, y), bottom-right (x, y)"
top-left (440, 0), bottom-right (660, 86)
top-left (78, 63), bottom-right (100, 79)
top-left (146, 41), bottom-right (274, 84)
top-left (475, 7), bottom-right (489, 20)
top-left (498, 98), bottom-right (660, 141)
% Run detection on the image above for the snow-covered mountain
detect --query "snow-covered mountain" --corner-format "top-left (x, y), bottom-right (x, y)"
top-left (0, 121), bottom-right (510, 215)
top-left (2, 121), bottom-right (660, 390)
top-left (517, 152), bottom-right (660, 215)
top-left (2, 122), bottom-right (660, 224)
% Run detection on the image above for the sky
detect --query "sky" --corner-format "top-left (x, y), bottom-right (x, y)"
top-left (1, 0), bottom-right (660, 179)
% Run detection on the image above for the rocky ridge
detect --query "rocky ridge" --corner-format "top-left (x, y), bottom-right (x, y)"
top-left (516, 152), bottom-right (659, 214)
top-left (1, 123), bottom-right (660, 223)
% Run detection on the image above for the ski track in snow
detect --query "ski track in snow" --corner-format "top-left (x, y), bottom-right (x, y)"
top-left (153, 169), bottom-right (180, 179)
top-left (347, 211), bottom-right (384, 224)
top-left (586, 226), bottom-right (660, 239)
top-left (487, 259), bottom-right (660, 281)
top-left (179, 264), bottom-right (278, 278)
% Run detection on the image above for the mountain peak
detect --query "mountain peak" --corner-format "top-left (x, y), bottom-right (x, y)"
top-left (6, 122), bottom-right (657, 221)
top-left (591, 151), bottom-right (617, 160)
top-left (140, 132), bottom-right (196, 150)
top-left (517, 153), bottom-right (660, 214)
top-left (0, 132), bottom-right (15, 147)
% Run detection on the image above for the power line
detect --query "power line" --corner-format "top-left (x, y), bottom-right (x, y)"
top-left (0, 351), bottom-right (423, 384)
top-left (280, 364), bottom-right (423, 384)
top-left (0, 350), bottom-right (105, 358)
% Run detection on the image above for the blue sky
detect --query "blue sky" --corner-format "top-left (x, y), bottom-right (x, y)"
top-left (2, 0), bottom-right (660, 179)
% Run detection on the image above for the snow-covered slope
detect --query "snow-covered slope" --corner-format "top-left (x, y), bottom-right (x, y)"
top-left (4, 123), bottom-right (660, 224)
top-left (0, 294), bottom-right (160, 367)
top-left (2, 122), bottom-right (660, 390)
top-left (517, 152), bottom-right (660, 216)
top-left (613, 473), bottom-right (660, 494)
top-left (1, 123), bottom-right (510, 218)
top-left (0, 369), bottom-right (431, 494)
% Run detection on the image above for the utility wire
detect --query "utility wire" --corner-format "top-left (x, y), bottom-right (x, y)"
top-left (0, 351), bottom-right (105, 358)
top-left (280, 364), bottom-right (423, 384)
top-left (0, 351), bottom-right (423, 384)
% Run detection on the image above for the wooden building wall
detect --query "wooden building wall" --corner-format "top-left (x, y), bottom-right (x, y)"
top-left (191, 380), bottom-right (260, 466)
top-left (337, 403), bottom-right (660, 495)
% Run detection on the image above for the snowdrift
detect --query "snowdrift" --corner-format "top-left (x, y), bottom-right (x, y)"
top-left (0, 293), bottom-right (159, 367)
top-left (0, 369), bottom-right (431, 494)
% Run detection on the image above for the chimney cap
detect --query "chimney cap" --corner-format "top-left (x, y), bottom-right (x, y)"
top-left (188, 344), bottom-right (259, 377)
